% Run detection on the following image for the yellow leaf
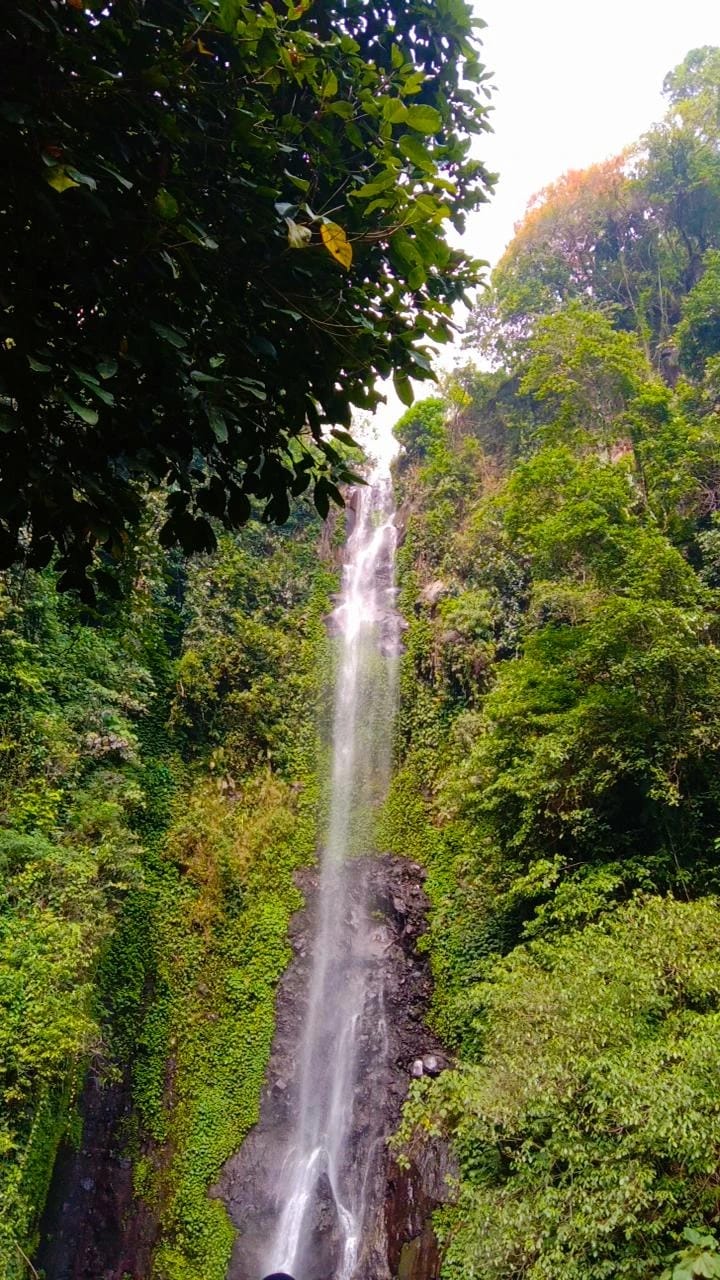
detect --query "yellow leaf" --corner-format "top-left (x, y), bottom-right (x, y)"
top-left (197, 38), bottom-right (214, 56)
top-left (46, 168), bottom-right (81, 193)
top-left (320, 221), bottom-right (352, 269)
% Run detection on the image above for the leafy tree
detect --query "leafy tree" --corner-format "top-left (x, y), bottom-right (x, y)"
top-left (663, 45), bottom-right (720, 129)
top-left (467, 47), bottom-right (720, 371)
top-left (490, 159), bottom-right (650, 338)
top-left (677, 250), bottom-right (720, 377)
top-left (0, 0), bottom-right (494, 592)
top-left (399, 896), bottom-right (720, 1280)
top-left (517, 304), bottom-right (659, 467)
top-left (647, 46), bottom-right (720, 258)
top-left (395, 397), bottom-right (448, 463)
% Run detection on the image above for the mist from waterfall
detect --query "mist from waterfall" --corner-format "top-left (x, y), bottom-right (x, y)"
top-left (264, 443), bottom-right (401, 1280)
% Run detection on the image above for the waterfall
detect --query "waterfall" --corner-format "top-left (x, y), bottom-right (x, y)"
top-left (264, 449), bottom-right (401, 1280)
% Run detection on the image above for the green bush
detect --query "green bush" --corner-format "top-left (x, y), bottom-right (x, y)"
top-left (399, 896), bottom-right (720, 1280)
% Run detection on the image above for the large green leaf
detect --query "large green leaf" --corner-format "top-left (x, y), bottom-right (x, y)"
top-left (61, 392), bottom-right (99, 426)
top-left (393, 371), bottom-right (414, 406)
top-left (405, 104), bottom-right (442, 134)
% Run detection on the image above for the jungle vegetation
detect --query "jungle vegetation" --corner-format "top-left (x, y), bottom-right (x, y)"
top-left (0, 0), bottom-right (491, 1264)
top-left (0, 7), bottom-right (719, 1280)
top-left (0, 504), bottom-right (339, 1280)
top-left (0, 1), bottom-right (493, 1275)
top-left (388, 44), bottom-right (720, 1280)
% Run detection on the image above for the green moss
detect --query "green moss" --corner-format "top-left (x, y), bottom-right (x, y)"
top-left (134, 764), bottom-right (321, 1279)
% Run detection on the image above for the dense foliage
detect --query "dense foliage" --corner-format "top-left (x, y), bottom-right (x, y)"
top-left (402, 898), bottom-right (720, 1280)
top-left (1, 0), bottom-right (493, 591)
top-left (0, 0), bottom-right (497, 1270)
top-left (387, 47), bottom-right (720, 1280)
top-left (3, 19), bottom-right (720, 1280)
top-left (0, 505), bottom-right (335, 1279)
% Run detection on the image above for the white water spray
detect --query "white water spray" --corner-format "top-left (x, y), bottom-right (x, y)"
top-left (265, 442), bottom-right (401, 1280)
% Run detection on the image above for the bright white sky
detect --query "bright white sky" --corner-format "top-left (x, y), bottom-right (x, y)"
top-left (374, 0), bottom-right (719, 432)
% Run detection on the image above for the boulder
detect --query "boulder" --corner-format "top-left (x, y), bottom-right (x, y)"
top-left (421, 1055), bottom-right (441, 1078)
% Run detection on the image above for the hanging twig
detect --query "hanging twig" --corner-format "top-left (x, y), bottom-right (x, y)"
top-left (15, 1243), bottom-right (41, 1280)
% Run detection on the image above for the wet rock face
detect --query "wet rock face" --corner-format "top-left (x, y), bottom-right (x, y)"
top-left (384, 1140), bottom-right (455, 1280)
top-left (35, 1071), bottom-right (158, 1280)
top-left (214, 854), bottom-right (452, 1280)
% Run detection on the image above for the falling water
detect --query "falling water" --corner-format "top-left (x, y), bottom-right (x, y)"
top-left (265, 445), bottom-right (402, 1280)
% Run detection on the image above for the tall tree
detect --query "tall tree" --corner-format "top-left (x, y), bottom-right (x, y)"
top-left (0, 0), bottom-right (494, 593)
top-left (467, 47), bottom-right (720, 371)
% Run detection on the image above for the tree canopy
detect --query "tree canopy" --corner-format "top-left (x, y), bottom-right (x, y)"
top-left (1, 0), bottom-right (493, 593)
top-left (468, 46), bottom-right (720, 371)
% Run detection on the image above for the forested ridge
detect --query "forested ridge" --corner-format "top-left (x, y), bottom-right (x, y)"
top-left (1, 5), bottom-right (720, 1279)
top-left (386, 45), bottom-right (720, 1280)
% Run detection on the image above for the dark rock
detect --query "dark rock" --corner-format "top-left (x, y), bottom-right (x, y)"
top-left (213, 854), bottom-right (452, 1280)
top-left (385, 1138), bottom-right (457, 1280)
top-left (35, 1070), bottom-right (158, 1280)
top-left (418, 580), bottom-right (449, 609)
top-left (422, 1055), bottom-right (441, 1078)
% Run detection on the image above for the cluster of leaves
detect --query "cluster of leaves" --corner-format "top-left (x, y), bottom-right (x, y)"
top-left (468, 45), bottom-right (720, 369)
top-left (664, 1229), bottom-right (720, 1280)
top-left (170, 510), bottom-right (334, 774)
top-left (387, 45), bottom-right (720, 1280)
top-left (1, 0), bottom-right (493, 592)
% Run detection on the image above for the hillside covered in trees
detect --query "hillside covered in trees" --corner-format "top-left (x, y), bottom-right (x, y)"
top-left (388, 44), bottom-right (720, 1280)
top-left (1, 5), bottom-right (720, 1279)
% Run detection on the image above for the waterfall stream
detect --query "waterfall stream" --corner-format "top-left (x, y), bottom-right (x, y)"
top-left (35, 435), bottom-right (451, 1280)
top-left (264, 454), bottom-right (402, 1280)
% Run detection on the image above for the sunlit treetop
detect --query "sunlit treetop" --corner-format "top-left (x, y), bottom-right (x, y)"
top-left (466, 46), bottom-right (720, 372)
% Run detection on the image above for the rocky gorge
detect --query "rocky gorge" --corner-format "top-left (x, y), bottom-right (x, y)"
top-left (215, 855), bottom-right (454, 1280)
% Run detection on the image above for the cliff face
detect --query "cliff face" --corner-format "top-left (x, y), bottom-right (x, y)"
top-left (35, 1072), bottom-right (158, 1280)
top-left (214, 854), bottom-right (454, 1280)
